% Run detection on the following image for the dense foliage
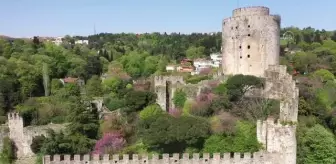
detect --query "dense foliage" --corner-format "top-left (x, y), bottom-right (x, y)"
top-left (0, 26), bottom-right (336, 163)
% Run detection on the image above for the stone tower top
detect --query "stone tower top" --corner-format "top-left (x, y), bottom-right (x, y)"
top-left (222, 6), bottom-right (280, 77)
top-left (233, 6), bottom-right (270, 17)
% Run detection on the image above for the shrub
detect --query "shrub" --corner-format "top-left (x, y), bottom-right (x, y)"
top-left (172, 89), bottom-right (187, 108)
top-left (139, 104), bottom-right (163, 120)
top-left (203, 121), bottom-right (261, 153)
top-left (105, 98), bottom-right (125, 111)
top-left (92, 132), bottom-right (126, 155)
top-left (31, 135), bottom-right (46, 154)
top-left (1, 137), bottom-right (16, 163)
top-left (210, 112), bottom-right (237, 135)
top-left (168, 108), bottom-right (182, 117)
top-left (300, 124), bottom-right (336, 164)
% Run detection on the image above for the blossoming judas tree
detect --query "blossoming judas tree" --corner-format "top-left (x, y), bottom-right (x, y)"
top-left (168, 108), bottom-right (182, 117)
top-left (92, 132), bottom-right (126, 155)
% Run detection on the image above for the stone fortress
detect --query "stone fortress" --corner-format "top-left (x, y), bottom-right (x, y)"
top-left (0, 6), bottom-right (298, 164)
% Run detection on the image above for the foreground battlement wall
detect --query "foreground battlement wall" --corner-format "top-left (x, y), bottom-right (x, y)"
top-left (43, 117), bottom-right (297, 164)
top-left (44, 151), bottom-right (274, 164)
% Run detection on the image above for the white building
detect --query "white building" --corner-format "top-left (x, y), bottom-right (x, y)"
top-left (52, 37), bottom-right (63, 46)
top-left (166, 65), bottom-right (176, 71)
top-left (193, 59), bottom-right (212, 75)
top-left (75, 40), bottom-right (89, 45)
top-left (210, 53), bottom-right (222, 67)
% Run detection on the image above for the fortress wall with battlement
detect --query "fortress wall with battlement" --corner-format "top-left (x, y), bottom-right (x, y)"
top-left (43, 117), bottom-right (296, 164)
top-left (43, 151), bottom-right (277, 164)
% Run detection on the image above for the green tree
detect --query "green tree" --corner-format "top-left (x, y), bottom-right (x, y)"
top-left (311, 69), bottom-right (335, 82)
top-left (203, 121), bottom-right (261, 153)
top-left (186, 46), bottom-right (205, 59)
top-left (1, 137), bottom-right (16, 163)
top-left (173, 89), bottom-right (187, 108)
top-left (225, 74), bottom-right (264, 101)
top-left (103, 77), bottom-right (123, 94)
top-left (123, 90), bottom-right (156, 113)
top-left (139, 104), bottom-right (163, 120)
top-left (138, 115), bottom-right (210, 153)
top-left (67, 101), bottom-right (99, 139)
top-left (300, 124), bottom-right (336, 164)
top-left (86, 75), bottom-right (103, 98)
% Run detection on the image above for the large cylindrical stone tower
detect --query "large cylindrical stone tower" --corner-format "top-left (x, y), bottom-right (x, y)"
top-left (222, 6), bottom-right (281, 77)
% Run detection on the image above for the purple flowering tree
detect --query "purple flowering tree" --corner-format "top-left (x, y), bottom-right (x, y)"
top-left (92, 132), bottom-right (126, 155)
top-left (168, 108), bottom-right (182, 117)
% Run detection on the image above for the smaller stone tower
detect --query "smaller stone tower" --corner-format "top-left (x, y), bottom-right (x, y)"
top-left (7, 113), bottom-right (32, 157)
top-left (222, 6), bottom-right (281, 77)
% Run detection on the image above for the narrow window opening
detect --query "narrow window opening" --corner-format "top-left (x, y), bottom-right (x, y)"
top-left (248, 25), bottom-right (250, 28)
top-left (239, 46), bottom-right (242, 49)
top-left (240, 56), bottom-right (242, 59)
top-left (235, 26), bottom-right (238, 29)
top-left (248, 34), bottom-right (251, 37)
top-left (247, 45), bottom-right (251, 49)
top-left (247, 54), bottom-right (250, 58)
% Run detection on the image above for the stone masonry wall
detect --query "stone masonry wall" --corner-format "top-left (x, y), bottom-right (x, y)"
top-left (44, 151), bottom-right (274, 164)
top-left (8, 113), bottom-right (66, 158)
top-left (222, 6), bottom-right (280, 77)
top-left (247, 65), bottom-right (299, 122)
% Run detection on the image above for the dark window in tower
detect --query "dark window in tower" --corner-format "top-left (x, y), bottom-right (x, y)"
top-left (240, 56), bottom-right (242, 59)
top-left (248, 25), bottom-right (250, 28)
top-left (239, 45), bottom-right (242, 49)
top-left (248, 34), bottom-right (251, 37)
top-left (247, 45), bottom-right (251, 49)
top-left (247, 54), bottom-right (250, 58)
top-left (236, 26), bottom-right (238, 29)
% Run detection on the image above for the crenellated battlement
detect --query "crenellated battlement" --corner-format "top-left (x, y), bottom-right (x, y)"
top-left (233, 6), bottom-right (270, 17)
top-left (154, 76), bottom-right (185, 86)
top-left (8, 112), bottom-right (22, 121)
top-left (44, 151), bottom-right (269, 164)
top-left (264, 65), bottom-right (299, 122)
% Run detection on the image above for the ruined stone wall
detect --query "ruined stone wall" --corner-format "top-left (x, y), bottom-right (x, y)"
top-left (154, 76), bottom-right (185, 111)
top-left (247, 65), bottom-right (299, 122)
top-left (8, 113), bottom-right (66, 158)
top-left (222, 6), bottom-right (280, 77)
top-left (154, 75), bottom-right (225, 110)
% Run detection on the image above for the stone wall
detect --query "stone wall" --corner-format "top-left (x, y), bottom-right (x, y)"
top-left (44, 151), bottom-right (272, 164)
top-left (246, 65), bottom-right (299, 122)
top-left (154, 76), bottom-right (185, 111)
top-left (154, 75), bottom-right (225, 110)
top-left (8, 113), bottom-right (66, 158)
